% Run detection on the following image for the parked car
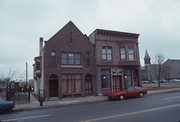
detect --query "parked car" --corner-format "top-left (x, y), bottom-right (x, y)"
top-left (151, 80), bottom-right (158, 83)
top-left (0, 99), bottom-right (15, 113)
top-left (160, 80), bottom-right (167, 83)
top-left (142, 81), bottom-right (149, 84)
top-left (108, 87), bottom-right (147, 100)
top-left (169, 79), bottom-right (180, 82)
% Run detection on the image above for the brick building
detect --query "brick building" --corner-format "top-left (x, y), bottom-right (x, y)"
top-left (33, 21), bottom-right (141, 99)
top-left (34, 21), bottom-right (96, 99)
top-left (89, 29), bottom-right (141, 95)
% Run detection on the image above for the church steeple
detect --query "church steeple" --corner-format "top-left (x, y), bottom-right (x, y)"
top-left (144, 49), bottom-right (151, 65)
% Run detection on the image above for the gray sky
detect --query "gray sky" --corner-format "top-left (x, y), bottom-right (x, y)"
top-left (1, 0), bottom-right (180, 80)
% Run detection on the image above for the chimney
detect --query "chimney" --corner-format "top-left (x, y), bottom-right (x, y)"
top-left (39, 37), bottom-right (43, 56)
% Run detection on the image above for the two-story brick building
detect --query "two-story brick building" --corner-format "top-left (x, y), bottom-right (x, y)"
top-left (33, 21), bottom-right (141, 99)
top-left (89, 29), bottom-right (140, 95)
top-left (34, 21), bottom-right (96, 99)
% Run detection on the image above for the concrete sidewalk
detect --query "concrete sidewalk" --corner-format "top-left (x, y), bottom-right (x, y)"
top-left (14, 87), bottom-right (180, 112)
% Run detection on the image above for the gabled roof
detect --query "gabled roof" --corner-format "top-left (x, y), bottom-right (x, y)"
top-left (47, 21), bottom-right (87, 42)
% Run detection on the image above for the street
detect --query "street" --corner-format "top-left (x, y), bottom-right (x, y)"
top-left (0, 92), bottom-right (180, 122)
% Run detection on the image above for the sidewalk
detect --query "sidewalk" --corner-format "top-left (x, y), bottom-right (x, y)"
top-left (14, 87), bottom-right (180, 112)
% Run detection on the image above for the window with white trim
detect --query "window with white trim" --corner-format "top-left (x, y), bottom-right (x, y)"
top-left (128, 48), bottom-right (135, 61)
top-left (51, 51), bottom-right (56, 64)
top-left (120, 47), bottom-right (126, 60)
top-left (102, 47), bottom-right (112, 61)
top-left (61, 53), bottom-right (81, 65)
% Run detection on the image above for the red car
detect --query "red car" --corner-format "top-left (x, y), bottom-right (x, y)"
top-left (108, 87), bottom-right (147, 100)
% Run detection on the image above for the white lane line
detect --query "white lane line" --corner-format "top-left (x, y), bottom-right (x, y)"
top-left (2, 114), bottom-right (51, 122)
top-left (163, 96), bottom-right (180, 100)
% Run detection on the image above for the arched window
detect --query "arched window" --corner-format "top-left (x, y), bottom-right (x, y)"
top-left (85, 74), bottom-right (92, 81)
top-left (49, 74), bottom-right (58, 79)
top-left (51, 51), bottom-right (56, 64)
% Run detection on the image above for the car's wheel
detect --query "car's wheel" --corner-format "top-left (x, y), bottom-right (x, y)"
top-left (119, 95), bottom-right (125, 100)
top-left (139, 92), bottom-right (144, 98)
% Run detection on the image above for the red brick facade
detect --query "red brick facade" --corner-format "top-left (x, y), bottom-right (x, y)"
top-left (89, 29), bottom-right (141, 95)
top-left (34, 22), bottom-right (141, 99)
top-left (34, 21), bottom-right (96, 99)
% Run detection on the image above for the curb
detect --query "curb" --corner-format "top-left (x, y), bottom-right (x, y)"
top-left (13, 99), bottom-right (108, 113)
top-left (148, 88), bottom-right (180, 95)
top-left (12, 88), bottom-right (180, 112)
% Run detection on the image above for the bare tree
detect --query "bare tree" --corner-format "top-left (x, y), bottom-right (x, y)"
top-left (152, 53), bottom-right (167, 87)
top-left (0, 66), bottom-right (25, 84)
top-left (0, 66), bottom-right (25, 100)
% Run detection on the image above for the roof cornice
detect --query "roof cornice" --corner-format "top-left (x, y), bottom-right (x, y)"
top-left (94, 29), bottom-right (139, 39)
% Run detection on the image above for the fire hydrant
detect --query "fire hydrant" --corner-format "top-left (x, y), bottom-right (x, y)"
top-left (40, 96), bottom-right (43, 106)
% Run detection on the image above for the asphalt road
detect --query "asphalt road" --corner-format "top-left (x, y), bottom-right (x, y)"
top-left (0, 92), bottom-right (180, 122)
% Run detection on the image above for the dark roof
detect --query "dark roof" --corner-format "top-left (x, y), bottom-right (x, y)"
top-left (144, 49), bottom-right (150, 59)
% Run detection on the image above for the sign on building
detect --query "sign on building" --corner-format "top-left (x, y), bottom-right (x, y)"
top-left (111, 69), bottom-right (122, 76)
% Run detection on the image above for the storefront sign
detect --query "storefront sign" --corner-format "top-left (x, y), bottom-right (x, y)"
top-left (111, 69), bottom-right (122, 76)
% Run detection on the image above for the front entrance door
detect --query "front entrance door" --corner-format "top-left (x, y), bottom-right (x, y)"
top-left (85, 74), bottom-right (93, 95)
top-left (112, 76), bottom-right (122, 92)
top-left (49, 79), bottom-right (58, 97)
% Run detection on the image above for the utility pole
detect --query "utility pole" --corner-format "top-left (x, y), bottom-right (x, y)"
top-left (26, 62), bottom-right (30, 102)
top-left (26, 62), bottom-right (28, 90)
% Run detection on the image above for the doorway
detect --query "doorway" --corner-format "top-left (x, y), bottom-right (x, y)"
top-left (85, 74), bottom-right (93, 95)
top-left (112, 76), bottom-right (122, 92)
top-left (49, 74), bottom-right (58, 97)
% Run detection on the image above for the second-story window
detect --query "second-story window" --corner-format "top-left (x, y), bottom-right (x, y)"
top-left (36, 58), bottom-right (40, 70)
top-left (86, 52), bottom-right (90, 65)
top-left (120, 48), bottom-right (126, 60)
top-left (61, 53), bottom-right (81, 65)
top-left (128, 47), bottom-right (135, 61)
top-left (102, 47), bottom-right (112, 61)
top-left (51, 51), bottom-right (56, 64)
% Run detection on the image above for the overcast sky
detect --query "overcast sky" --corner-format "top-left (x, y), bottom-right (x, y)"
top-left (1, 0), bottom-right (180, 80)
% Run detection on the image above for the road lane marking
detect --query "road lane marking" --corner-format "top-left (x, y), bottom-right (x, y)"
top-left (80, 104), bottom-right (180, 122)
top-left (163, 96), bottom-right (180, 100)
top-left (1, 114), bottom-right (51, 122)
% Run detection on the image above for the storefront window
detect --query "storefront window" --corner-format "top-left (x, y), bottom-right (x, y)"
top-left (101, 69), bottom-right (110, 88)
top-left (123, 69), bottom-right (132, 89)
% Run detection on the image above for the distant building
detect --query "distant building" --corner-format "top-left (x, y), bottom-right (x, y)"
top-left (0, 80), bottom-right (6, 93)
top-left (141, 50), bottom-right (155, 81)
top-left (162, 59), bottom-right (180, 80)
top-left (141, 50), bottom-right (180, 81)
top-left (33, 21), bottom-right (141, 99)
top-left (144, 49), bottom-right (151, 65)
